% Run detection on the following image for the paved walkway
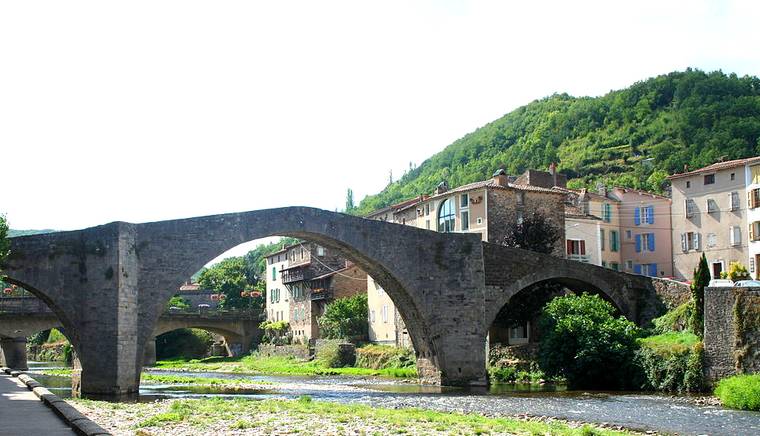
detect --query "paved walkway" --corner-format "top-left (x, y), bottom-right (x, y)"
top-left (0, 372), bottom-right (75, 435)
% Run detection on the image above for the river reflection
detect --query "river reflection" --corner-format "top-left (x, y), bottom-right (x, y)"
top-left (25, 361), bottom-right (760, 436)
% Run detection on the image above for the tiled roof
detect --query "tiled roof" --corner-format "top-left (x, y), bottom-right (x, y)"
top-left (667, 156), bottom-right (760, 180)
top-left (179, 283), bottom-right (200, 291)
top-left (365, 196), bottom-right (428, 217)
top-left (427, 178), bottom-right (566, 201)
top-left (564, 204), bottom-right (601, 220)
top-left (612, 186), bottom-right (671, 201)
top-left (553, 187), bottom-right (621, 203)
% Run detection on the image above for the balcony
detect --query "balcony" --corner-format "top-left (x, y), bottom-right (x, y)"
top-left (567, 254), bottom-right (591, 263)
top-left (281, 268), bottom-right (313, 284)
top-left (310, 288), bottom-right (330, 301)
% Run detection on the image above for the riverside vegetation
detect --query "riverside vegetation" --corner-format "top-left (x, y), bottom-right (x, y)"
top-left (67, 396), bottom-right (637, 436)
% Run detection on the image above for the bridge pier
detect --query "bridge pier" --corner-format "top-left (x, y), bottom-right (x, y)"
top-left (143, 339), bottom-right (156, 367)
top-left (0, 337), bottom-right (28, 370)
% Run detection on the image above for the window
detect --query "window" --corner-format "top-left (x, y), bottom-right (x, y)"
top-left (370, 310), bottom-right (376, 323)
top-left (626, 229), bottom-right (632, 240)
top-left (730, 192), bottom-right (740, 211)
top-left (750, 189), bottom-right (760, 209)
top-left (706, 233), bottom-right (717, 248)
top-left (704, 174), bottom-right (715, 185)
top-left (600, 229), bottom-right (605, 251)
top-left (382, 305), bottom-right (388, 323)
top-left (437, 198), bottom-right (456, 233)
top-left (272, 266), bottom-right (277, 281)
top-left (731, 172), bottom-right (736, 181)
top-left (681, 232), bottom-right (700, 251)
top-left (425, 220), bottom-right (430, 230)
top-left (707, 198), bottom-right (719, 214)
top-left (685, 199), bottom-right (697, 218)
top-left (636, 233), bottom-right (655, 252)
top-left (610, 262), bottom-right (620, 271)
top-left (686, 181), bottom-right (691, 189)
top-left (516, 210), bottom-right (523, 225)
top-left (425, 204), bottom-right (430, 216)
top-left (610, 230), bottom-right (619, 252)
top-left (750, 222), bottom-right (760, 242)
top-left (602, 203), bottom-right (612, 222)
top-left (516, 192), bottom-right (525, 206)
top-left (566, 239), bottom-right (586, 255)
top-left (508, 321), bottom-right (529, 345)
top-left (460, 193), bottom-right (469, 208)
top-left (625, 260), bottom-right (633, 270)
top-left (477, 217), bottom-right (483, 225)
top-left (461, 211), bottom-right (470, 231)
top-left (635, 205), bottom-right (654, 225)
top-left (317, 246), bottom-right (325, 256)
top-left (730, 226), bottom-right (741, 246)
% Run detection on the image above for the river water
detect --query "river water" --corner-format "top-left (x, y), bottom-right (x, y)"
top-left (27, 361), bottom-right (760, 436)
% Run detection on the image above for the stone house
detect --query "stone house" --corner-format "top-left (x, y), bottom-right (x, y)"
top-left (669, 156), bottom-right (760, 280)
top-left (266, 242), bottom-right (367, 342)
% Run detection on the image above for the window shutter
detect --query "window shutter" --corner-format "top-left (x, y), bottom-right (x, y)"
top-left (681, 233), bottom-right (687, 252)
top-left (633, 264), bottom-right (642, 275)
top-left (634, 207), bottom-right (641, 225)
top-left (580, 240), bottom-right (586, 255)
top-left (649, 264), bottom-right (658, 277)
top-left (566, 240), bottom-right (573, 255)
top-left (736, 226), bottom-right (742, 245)
top-left (648, 233), bottom-right (655, 252)
top-left (694, 233), bottom-right (701, 250)
top-left (749, 191), bottom-right (754, 209)
top-left (635, 234), bottom-right (642, 253)
top-left (647, 206), bottom-right (655, 224)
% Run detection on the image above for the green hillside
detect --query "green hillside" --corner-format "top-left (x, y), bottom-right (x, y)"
top-left (355, 69), bottom-right (760, 215)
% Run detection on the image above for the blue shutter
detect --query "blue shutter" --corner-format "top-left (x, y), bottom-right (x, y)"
top-left (648, 264), bottom-right (658, 277)
top-left (648, 233), bottom-right (655, 252)
top-left (647, 206), bottom-right (655, 224)
top-left (634, 207), bottom-right (641, 226)
top-left (634, 264), bottom-right (642, 274)
top-left (635, 234), bottom-right (642, 252)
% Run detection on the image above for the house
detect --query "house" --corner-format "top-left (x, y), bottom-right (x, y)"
top-left (669, 157), bottom-right (760, 280)
top-left (265, 242), bottom-right (367, 342)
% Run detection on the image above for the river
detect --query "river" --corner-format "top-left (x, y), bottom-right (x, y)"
top-left (26, 361), bottom-right (760, 436)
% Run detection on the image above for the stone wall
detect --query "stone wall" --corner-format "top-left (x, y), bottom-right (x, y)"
top-left (486, 189), bottom-right (565, 256)
top-left (256, 343), bottom-right (310, 360)
top-left (650, 278), bottom-right (692, 309)
top-left (704, 287), bottom-right (760, 384)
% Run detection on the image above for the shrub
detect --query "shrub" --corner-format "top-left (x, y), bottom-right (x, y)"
top-left (166, 295), bottom-right (190, 310)
top-left (538, 293), bottom-right (642, 389)
top-left (156, 328), bottom-right (213, 360)
top-left (315, 341), bottom-right (341, 368)
top-left (635, 334), bottom-right (703, 393)
top-left (651, 301), bottom-right (693, 334)
top-left (715, 374), bottom-right (760, 411)
top-left (356, 344), bottom-right (415, 370)
top-left (726, 261), bottom-right (751, 281)
top-left (318, 294), bottom-right (368, 340)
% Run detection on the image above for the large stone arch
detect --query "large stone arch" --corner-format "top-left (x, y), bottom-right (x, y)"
top-left (6, 207), bottom-right (489, 396)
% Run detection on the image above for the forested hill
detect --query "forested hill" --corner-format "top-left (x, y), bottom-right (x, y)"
top-left (355, 69), bottom-right (760, 215)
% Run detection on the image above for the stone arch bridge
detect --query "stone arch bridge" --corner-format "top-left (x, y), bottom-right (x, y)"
top-left (3, 207), bottom-right (673, 397)
top-left (0, 300), bottom-right (260, 370)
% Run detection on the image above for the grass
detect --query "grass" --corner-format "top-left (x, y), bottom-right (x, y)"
top-left (714, 374), bottom-right (760, 411)
top-left (154, 354), bottom-right (418, 378)
top-left (69, 397), bottom-right (636, 435)
top-left (638, 331), bottom-right (700, 355)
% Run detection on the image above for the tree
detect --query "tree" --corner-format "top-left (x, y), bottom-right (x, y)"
top-left (345, 188), bottom-right (355, 212)
top-left (724, 261), bottom-right (751, 281)
top-left (538, 293), bottom-right (642, 389)
top-left (691, 253), bottom-right (710, 338)
top-left (318, 294), bottom-right (368, 340)
top-left (0, 214), bottom-right (9, 271)
top-left (502, 211), bottom-right (561, 254)
top-left (198, 257), bottom-right (261, 310)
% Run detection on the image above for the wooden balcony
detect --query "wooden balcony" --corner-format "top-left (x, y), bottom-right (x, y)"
top-left (281, 268), bottom-right (313, 284)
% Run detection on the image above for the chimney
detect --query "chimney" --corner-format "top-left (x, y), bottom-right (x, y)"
top-left (493, 168), bottom-right (509, 187)
top-left (549, 162), bottom-right (558, 187)
top-left (436, 181), bottom-right (449, 194)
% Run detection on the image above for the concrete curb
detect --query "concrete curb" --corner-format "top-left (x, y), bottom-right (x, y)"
top-left (5, 368), bottom-right (111, 436)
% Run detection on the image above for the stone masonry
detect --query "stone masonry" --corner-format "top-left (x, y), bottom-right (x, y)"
top-left (4, 206), bottom-right (666, 397)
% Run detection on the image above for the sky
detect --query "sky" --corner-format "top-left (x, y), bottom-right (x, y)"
top-left (3, 0), bottom-right (760, 250)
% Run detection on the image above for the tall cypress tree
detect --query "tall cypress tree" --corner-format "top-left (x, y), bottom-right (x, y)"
top-left (691, 253), bottom-right (710, 337)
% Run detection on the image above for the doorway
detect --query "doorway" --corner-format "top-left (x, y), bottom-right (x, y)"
top-left (712, 261), bottom-right (724, 279)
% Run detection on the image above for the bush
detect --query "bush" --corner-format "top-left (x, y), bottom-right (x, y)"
top-left (715, 374), bottom-right (760, 411)
top-left (651, 302), bottom-right (694, 334)
top-left (538, 293), bottom-right (642, 389)
top-left (166, 295), bottom-right (190, 310)
top-left (315, 341), bottom-right (341, 368)
top-left (156, 328), bottom-right (213, 360)
top-left (318, 294), bottom-right (368, 340)
top-left (355, 344), bottom-right (415, 370)
top-left (636, 334), bottom-right (703, 393)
